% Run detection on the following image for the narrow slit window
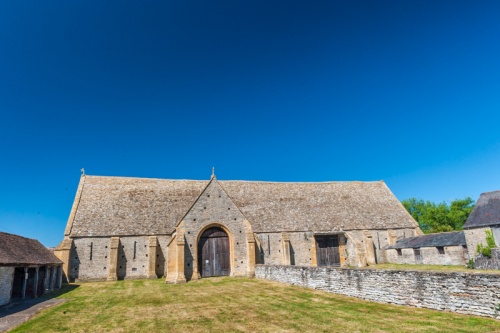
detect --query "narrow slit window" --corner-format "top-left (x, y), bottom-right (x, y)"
top-left (133, 241), bottom-right (137, 259)
top-left (90, 242), bottom-right (93, 261)
top-left (267, 235), bottom-right (270, 255)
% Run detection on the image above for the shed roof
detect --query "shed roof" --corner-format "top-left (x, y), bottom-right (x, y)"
top-left (0, 232), bottom-right (63, 266)
top-left (463, 191), bottom-right (500, 229)
top-left (66, 175), bottom-right (418, 237)
top-left (387, 231), bottom-right (466, 249)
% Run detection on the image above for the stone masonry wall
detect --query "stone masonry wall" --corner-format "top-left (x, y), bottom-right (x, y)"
top-left (464, 227), bottom-right (490, 258)
top-left (254, 232), bottom-right (316, 266)
top-left (0, 267), bottom-right (14, 306)
top-left (256, 264), bottom-right (500, 319)
top-left (181, 179), bottom-right (251, 280)
top-left (475, 248), bottom-right (500, 270)
top-left (254, 229), bottom-right (418, 268)
top-left (386, 246), bottom-right (469, 265)
top-left (70, 237), bottom-right (110, 281)
top-left (70, 236), bottom-right (169, 281)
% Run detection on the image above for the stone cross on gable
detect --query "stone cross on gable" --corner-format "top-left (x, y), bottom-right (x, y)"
top-left (211, 167), bottom-right (215, 179)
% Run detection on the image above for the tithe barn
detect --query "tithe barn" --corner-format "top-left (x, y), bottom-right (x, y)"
top-left (55, 174), bottom-right (421, 283)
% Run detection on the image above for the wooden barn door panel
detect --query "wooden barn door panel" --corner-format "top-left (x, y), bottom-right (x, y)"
top-left (316, 235), bottom-right (340, 267)
top-left (199, 227), bottom-right (230, 277)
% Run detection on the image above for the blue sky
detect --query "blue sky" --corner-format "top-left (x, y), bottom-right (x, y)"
top-left (1, 1), bottom-right (500, 247)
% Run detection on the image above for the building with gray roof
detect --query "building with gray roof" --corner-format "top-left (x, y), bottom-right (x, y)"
top-left (463, 191), bottom-right (500, 260)
top-left (0, 232), bottom-right (62, 306)
top-left (386, 231), bottom-right (468, 265)
top-left (55, 173), bottom-right (422, 282)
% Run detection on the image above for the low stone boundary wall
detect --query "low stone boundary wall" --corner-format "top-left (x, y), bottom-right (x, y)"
top-left (475, 248), bottom-right (500, 270)
top-left (255, 264), bottom-right (500, 319)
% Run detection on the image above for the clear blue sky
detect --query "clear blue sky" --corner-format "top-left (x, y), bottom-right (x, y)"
top-left (1, 1), bottom-right (499, 247)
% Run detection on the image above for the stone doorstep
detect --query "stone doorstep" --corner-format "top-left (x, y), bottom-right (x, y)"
top-left (0, 298), bottom-right (66, 333)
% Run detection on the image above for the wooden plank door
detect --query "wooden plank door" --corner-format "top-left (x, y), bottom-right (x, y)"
top-left (316, 235), bottom-right (340, 267)
top-left (199, 227), bottom-right (230, 277)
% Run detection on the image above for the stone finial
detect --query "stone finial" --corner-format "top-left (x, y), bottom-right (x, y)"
top-left (81, 168), bottom-right (85, 175)
top-left (211, 167), bottom-right (215, 179)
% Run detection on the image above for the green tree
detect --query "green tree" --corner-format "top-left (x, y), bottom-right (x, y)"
top-left (401, 197), bottom-right (475, 234)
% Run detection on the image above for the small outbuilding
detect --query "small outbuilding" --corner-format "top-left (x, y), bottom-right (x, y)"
top-left (463, 190), bottom-right (500, 252)
top-left (385, 231), bottom-right (469, 265)
top-left (0, 232), bottom-right (63, 306)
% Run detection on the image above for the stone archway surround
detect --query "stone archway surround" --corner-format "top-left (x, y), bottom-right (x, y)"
top-left (193, 223), bottom-right (236, 279)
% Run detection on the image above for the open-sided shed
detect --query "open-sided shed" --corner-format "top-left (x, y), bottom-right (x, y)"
top-left (0, 232), bottom-right (63, 306)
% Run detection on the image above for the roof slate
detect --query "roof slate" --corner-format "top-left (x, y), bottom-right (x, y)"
top-left (387, 231), bottom-right (466, 249)
top-left (463, 191), bottom-right (500, 229)
top-left (0, 232), bottom-right (62, 266)
top-left (67, 175), bottom-right (418, 237)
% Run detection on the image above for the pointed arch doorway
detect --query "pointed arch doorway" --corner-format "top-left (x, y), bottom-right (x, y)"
top-left (198, 227), bottom-right (230, 277)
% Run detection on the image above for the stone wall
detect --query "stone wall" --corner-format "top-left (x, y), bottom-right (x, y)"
top-left (254, 232), bottom-right (317, 266)
top-left (181, 179), bottom-right (252, 280)
top-left (255, 264), bottom-right (500, 319)
top-left (464, 227), bottom-right (490, 256)
top-left (70, 236), bottom-right (170, 281)
top-left (386, 246), bottom-right (469, 265)
top-left (0, 267), bottom-right (14, 306)
top-left (475, 248), bottom-right (500, 270)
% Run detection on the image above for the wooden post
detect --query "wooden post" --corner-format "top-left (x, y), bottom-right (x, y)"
top-left (57, 266), bottom-right (63, 288)
top-left (107, 237), bottom-right (120, 281)
top-left (246, 232), bottom-right (256, 277)
top-left (43, 266), bottom-right (49, 295)
top-left (33, 267), bottom-right (39, 298)
top-left (22, 267), bottom-right (28, 299)
top-left (49, 265), bottom-right (55, 291)
top-left (147, 236), bottom-right (158, 279)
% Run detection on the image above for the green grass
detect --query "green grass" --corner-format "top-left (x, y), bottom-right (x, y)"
top-left (10, 277), bottom-right (500, 333)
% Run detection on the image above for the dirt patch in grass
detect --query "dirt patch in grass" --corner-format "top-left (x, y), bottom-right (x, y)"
top-left (9, 277), bottom-right (500, 333)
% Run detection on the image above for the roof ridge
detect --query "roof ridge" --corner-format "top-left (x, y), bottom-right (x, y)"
top-left (0, 231), bottom-right (37, 241)
top-left (83, 174), bottom-right (385, 184)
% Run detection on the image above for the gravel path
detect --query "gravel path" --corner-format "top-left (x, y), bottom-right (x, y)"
top-left (0, 298), bottom-right (65, 332)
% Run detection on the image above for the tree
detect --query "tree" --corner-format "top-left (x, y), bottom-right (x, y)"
top-left (401, 197), bottom-right (475, 234)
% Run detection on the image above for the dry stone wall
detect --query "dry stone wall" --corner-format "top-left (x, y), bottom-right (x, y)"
top-left (256, 264), bottom-right (500, 319)
top-left (475, 248), bottom-right (500, 270)
top-left (0, 267), bottom-right (14, 306)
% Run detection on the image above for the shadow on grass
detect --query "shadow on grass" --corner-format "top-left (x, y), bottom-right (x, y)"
top-left (0, 283), bottom-right (79, 319)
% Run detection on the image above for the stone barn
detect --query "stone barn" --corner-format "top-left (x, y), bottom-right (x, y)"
top-left (0, 232), bottom-right (63, 306)
top-left (385, 231), bottom-right (469, 265)
top-left (55, 174), bottom-right (421, 283)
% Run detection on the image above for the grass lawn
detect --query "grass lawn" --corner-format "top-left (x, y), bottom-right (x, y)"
top-left (10, 277), bottom-right (500, 333)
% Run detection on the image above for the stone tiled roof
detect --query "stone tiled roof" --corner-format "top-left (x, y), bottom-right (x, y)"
top-left (387, 231), bottom-right (466, 249)
top-left (68, 176), bottom-right (207, 237)
top-left (0, 232), bottom-right (62, 266)
top-left (66, 175), bottom-right (418, 237)
top-left (463, 190), bottom-right (500, 229)
top-left (222, 180), bottom-right (418, 232)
